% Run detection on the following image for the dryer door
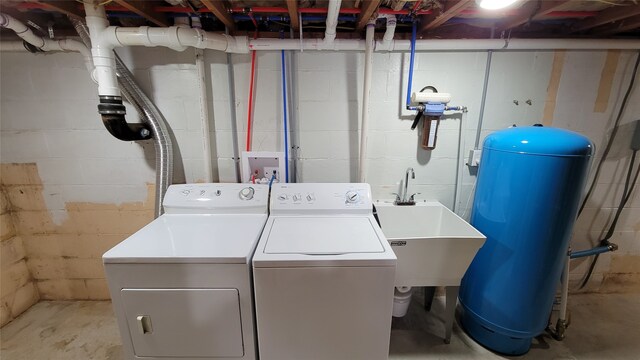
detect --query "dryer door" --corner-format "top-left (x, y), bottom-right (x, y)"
top-left (121, 288), bottom-right (244, 357)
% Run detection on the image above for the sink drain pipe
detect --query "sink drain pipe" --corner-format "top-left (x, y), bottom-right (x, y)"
top-left (71, 18), bottom-right (173, 218)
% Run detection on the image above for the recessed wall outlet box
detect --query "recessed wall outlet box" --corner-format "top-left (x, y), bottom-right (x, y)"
top-left (467, 149), bottom-right (482, 167)
top-left (241, 151), bottom-right (285, 183)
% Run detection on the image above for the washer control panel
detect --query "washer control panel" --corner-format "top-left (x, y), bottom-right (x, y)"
top-left (270, 183), bottom-right (372, 214)
top-left (163, 184), bottom-right (268, 214)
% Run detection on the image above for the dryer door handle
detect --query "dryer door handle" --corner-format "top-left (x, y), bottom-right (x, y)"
top-left (137, 315), bottom-right (153, 334)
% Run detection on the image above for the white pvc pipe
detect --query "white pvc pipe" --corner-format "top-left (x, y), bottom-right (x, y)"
top-left (377, 14), bottom-right (397, 51)
top-left (109, 26), bottom-right (247, 53)
top-left (359, 21), bottom-right (375, 183)
top-left (0, 13), bottom-right (95, 78)
top-left (85, 3), bottom-right (120, 96)
top-left (559, 253), bottom-right (570, 322)
top-left (196, 48), bottom-right (213, 182)
top-left (324, 0), bottom-right (342, 45)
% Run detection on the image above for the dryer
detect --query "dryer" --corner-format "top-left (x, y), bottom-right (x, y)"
top-left (103, 183), bottom-right (268, 360)
top-left (253, 183), bottom-right (396, 360)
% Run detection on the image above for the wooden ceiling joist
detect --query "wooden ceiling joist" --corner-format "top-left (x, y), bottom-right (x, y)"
top-left (420, 0), bottom-right (474, 33)
top-left (33, 1), bottom-right (84, 20)
top-left (112, 1), bottom-right (169, 27)
top-left (500, 1), bottom-right (573, 30)
top-left (286, 0), bottom-right (299, 31)
top-left (356, 0), bottom-right (382, 30)
top-left (571, 3), bottom-right (640, 33)
top-left (201, 0), bottom-right (236, 31)
top-left (593, 13), bottom-right (640, 35)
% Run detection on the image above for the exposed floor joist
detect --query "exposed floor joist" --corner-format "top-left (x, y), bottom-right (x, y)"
top-left (419, 0), bottom-right (474, 33)
top-left (500, 0), bottom-right (573, 30)
top-left (200, 0), bottom-right (236, 31)
top-left (34, 1), bottom-right (84, 20)
top-left (286, 0), bottom-right (299, 31)
top-left (594, 13), bottom-right (640, 35)
top-left (571, 3), bottom-right (640, 32)
top-left (111, 1), bottom-right (169, 27)
top-left (356, 0), bottom-right (382, 30)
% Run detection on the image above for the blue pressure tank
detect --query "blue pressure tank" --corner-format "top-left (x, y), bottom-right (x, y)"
top-left (459, 126), bottom-right (592, 355)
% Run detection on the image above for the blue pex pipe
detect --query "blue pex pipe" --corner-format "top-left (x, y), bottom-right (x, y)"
top-left (281, 50), bottom-right (289, 183)
top-left (570, 245), bottom-right (613, 259)
top-left (406, 21), bottom-right (417, 109)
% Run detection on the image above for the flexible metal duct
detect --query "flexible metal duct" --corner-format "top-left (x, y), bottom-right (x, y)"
top-left (71, 18), bottom-right (173, 218)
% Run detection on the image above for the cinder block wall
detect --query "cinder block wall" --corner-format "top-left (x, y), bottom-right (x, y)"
top-left (0, 48), bottom-right (638, 302)
top-left (0, 176), bottom-right (39, 326)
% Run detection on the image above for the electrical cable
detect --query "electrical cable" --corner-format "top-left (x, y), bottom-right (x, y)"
top-left (578, 51), bottom-right (640, 217)
top-left (579, 149), bottom-right (640, 289)
top-left (573, 51), bottom-right (640, 288)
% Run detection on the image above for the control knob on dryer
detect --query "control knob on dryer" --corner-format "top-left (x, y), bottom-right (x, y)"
top-left (239, 187), bottom-right (255, 200)
top-left (345, 191), bottom-right (360, 203)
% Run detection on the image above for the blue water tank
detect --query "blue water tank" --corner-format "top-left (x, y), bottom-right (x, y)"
top-left (459, 126), bottom-right (593, 355)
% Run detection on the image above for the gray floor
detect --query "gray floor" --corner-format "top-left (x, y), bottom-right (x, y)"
top-left (1, 293), bottom-right (638, 359)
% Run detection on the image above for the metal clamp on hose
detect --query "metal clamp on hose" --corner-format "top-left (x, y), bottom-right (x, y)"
top-left (98, 96), bottom-right (152, 141)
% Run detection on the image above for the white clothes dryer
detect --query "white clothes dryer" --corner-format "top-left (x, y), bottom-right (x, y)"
top-left (104, 183), bottom-right (268, 360)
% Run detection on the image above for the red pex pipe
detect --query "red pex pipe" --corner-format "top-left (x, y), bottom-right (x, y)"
top-left (245, 13), bottom-right (259, 152)
top-left (246, 50), bottom-right (256, 151)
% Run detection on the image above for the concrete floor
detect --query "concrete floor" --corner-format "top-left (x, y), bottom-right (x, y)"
top-left (1, 293), bottom-right (638, 359)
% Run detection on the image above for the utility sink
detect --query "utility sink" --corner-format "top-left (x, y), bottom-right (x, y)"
top-left (375, 201), bottom-right (486, 287)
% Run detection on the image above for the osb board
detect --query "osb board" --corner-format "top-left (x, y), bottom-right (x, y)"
top-left (593, 50), bottom-right (620, 113)
top-left (0, 163), bottom-right (155, 301)
top-left (542, 50), bottom-right (566, 125)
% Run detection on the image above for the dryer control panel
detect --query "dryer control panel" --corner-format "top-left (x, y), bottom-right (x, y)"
top-left (270, 183), bottom-right (372, 214)
top-left (163, 184), bottom-right (269, 214)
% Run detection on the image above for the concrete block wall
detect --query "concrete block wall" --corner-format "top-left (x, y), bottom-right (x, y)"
top-left (0, 47), bottom-right (639, 300)
top-left (0, 173), bottom-right (39, 326)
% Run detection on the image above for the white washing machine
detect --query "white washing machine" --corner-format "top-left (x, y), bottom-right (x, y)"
top-left (103, 183), bottom-right (268, 360)
top-left (253, 183), bottom-right (397, 360)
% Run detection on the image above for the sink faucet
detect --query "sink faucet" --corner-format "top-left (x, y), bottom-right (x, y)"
top-left (394, 168), bottom-right (416, 205)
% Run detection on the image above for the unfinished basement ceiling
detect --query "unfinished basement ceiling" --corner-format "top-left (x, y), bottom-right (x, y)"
top-left (0, 0), bottom-right (639, 40)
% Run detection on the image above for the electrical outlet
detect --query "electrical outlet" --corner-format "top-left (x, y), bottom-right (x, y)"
top-left (264, 167), bottom-right (280, 181)
top-left (467, 149), bottom-right (482, 167)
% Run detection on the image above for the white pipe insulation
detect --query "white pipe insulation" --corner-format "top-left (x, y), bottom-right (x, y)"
top-left (248, 38), bottom-right (640, 51)
top-left (324, 0), bottom-right (342, 45)
top-left (359, 20), bottom-right (375, 183)
top-left (0, 13), bottom-right (95, 79)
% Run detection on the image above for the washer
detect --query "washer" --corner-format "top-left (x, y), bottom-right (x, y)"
top-left (103, 183), bottom-right (268, 360)
top-left (253, 183), bottom-right (397, 360)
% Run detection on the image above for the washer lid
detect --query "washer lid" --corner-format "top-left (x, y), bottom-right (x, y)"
top-left (103, 214), bottom-right (268, 264)
top-left (264, 217), bottom-right (384, 255)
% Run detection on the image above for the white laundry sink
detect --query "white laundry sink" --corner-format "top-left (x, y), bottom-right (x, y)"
top-left (375, 201), bottom-right (486, 287)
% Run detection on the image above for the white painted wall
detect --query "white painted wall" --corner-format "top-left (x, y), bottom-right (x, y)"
top-left (1, 47), bottom-right (638, 288)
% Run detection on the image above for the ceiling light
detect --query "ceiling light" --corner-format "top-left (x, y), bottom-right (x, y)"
top-left (476, 0), bottom-right (520, 10)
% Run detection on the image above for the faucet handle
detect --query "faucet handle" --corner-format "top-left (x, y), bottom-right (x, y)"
top-left (409, 193), bottom-right (421, 201)
top-left (392, 192), bottom-right (401, 201)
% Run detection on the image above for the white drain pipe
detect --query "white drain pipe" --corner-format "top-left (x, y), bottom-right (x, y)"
top-left (0, 13), bottom-right (95, 79)
top-left (359, 20), bottom-right (375, 182)
top-left (324, 0), bottom-right (342, 46)
top-left (377, 14), bottom-right (397, 52)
